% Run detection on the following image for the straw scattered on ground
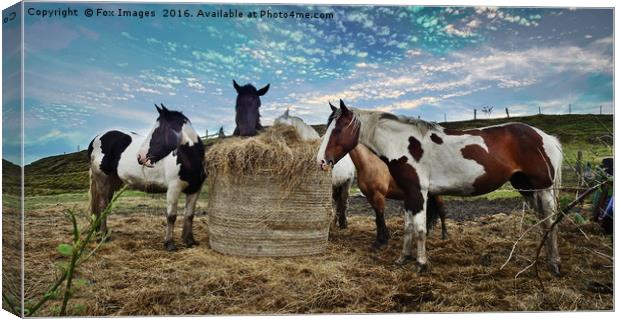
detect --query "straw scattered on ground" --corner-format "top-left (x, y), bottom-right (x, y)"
top-left (23, 197), bottom-right (613, 316)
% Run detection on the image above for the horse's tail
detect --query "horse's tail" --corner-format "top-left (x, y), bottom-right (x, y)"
top-left (541, 132), bottom-right (563, 200)
top-left (89, 168), bottom-right (100, 216)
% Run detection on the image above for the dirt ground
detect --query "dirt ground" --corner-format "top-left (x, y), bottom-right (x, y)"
top-left (22, 195), bottom-right (613, 316)
top-left (347, 195), bottom-right (524, 221)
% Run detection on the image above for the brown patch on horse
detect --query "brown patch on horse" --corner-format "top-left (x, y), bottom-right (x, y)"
top-left (460, 144), bottom-right (514, 195)
top-left (408, 136), bottom-right (424, 162)
top-left (457, 124), bottom-right (554, 195)
top-left (385, 156), bottom-right (424, 214)
top-left (430, 133), bottom-right (443, 144)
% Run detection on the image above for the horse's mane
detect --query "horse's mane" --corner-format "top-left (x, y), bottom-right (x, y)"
top-left (348, 108), bottom-right (441, 147)
top-left (159, 109), bottom-right (191, 125)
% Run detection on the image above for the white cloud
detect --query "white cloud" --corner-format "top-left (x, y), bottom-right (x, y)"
top-left (136, 87), bottom-right (161, 94)
top-left (376, 96), bottom-right (440, 112)
top-left (120, 32), bottom-right (136, 40)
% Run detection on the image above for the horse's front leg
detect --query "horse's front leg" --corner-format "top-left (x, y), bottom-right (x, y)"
top-left (412, 190), bottom-right (429, 272)
top-left (182, 191), bottom-right (200, 247)
top-left (164, 185), bottom-right (182, 251)
top-left (332, 183), bottom-right (349, 229)
top-left (435, 196), bottom-right (449, 240)
top-left (369, 192), bottom-right (390, 250)
top-left (396, 189), bottom-right (429, 273)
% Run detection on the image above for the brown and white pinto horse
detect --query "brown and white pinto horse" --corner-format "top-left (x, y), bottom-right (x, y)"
top-left (327, 103), bottom-right (449, 249)
top-left (318, 100), bottom-right (563, 275)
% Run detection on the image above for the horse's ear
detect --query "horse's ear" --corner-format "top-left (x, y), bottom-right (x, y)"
top-left (329, 102), bottom-right (337, 112)
top-left (233, 79), bottom-right (241, 93)
top-left (340, 99), bottom-right (350, 113)
top-left (155, 104), bottom-right (162, 113)
top-left (257, 84), bottom-right (270, 96)
top-left (160, 103), bottom-right (169, 113)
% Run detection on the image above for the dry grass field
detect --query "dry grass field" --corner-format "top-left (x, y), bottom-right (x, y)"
top-left (22, 193), bottom-right (613, 316)
top-left (12, 114), bottom-right (613, 315)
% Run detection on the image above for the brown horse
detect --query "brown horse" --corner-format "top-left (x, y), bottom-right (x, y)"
top-left (328, 103), bottom-right (448, 249)
top-left (350, 143), bottom-right (449, 247)
top-left (318, 100), bottom-right (563, 275)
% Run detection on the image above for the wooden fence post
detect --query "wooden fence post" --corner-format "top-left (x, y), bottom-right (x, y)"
top-left (474, 109), bottom-right (477, 120)
top-left (444, 113), bottom-right (447, 123)
top-left (569, 104), bottom-right (571, 115)
top-left (538, 106), bottom-right (541, 115)
top-left (600, 105), bottom-right (602, 115)
top-left (505, 108), bottom-right (510, 118)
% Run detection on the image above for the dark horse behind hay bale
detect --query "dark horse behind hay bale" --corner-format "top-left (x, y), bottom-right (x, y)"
top-left (232, 79), bottom-right (270, 136)
top-left (88, 104), bottom-right (206, 251)
top-left (318, 100), bottom-right (563, 275)
top-left (326, 102), bottom-right (448, 249)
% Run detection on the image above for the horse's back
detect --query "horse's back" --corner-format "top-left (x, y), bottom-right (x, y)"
top-left (294, 121), bottom-right (320, 140)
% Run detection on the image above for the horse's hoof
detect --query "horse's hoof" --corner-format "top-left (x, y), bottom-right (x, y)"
top-left (549, 263), bottom-right (562, 277)
top-left (338, 221), bottom-right (348, 229)
top-left (184, 237), bottom-right (198, 247)
top-left (370, 240), bottom-right (388, 251)
top-left (164, 241), bottom-right (177, 252)
top-left (414, 261), bottom-right (430, 273)
top-left (441, 233), bottom-right (449, 241)
top-left (96, 232), bottom-right (111, 242)
top-left (394, 255), bottom-right (413, 266)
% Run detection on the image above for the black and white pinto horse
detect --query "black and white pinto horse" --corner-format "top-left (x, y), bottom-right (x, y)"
top-left (318, 100), bottom-right (563, 275)
top-left (88, 104), bottom-right (205, 251)
top-left (232, 79), bottom-right (270, 136)
top-left (274, 108), bottom-right (356, 228)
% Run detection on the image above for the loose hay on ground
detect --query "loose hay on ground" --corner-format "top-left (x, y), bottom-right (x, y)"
top-left (23, 198), bottom-right (613, 315)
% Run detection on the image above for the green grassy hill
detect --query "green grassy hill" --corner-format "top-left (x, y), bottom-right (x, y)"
top-left (18, 114), bottom-right (612, 196)
top-left (24, 150), bottom-right (90, 195)
top-left (2, 159), bottom-right (21, 195)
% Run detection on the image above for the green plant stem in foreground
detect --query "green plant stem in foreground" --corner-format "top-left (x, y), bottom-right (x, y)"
top-left (59, 210), bottom-right (79, 316)
top-left (26, 186), bottom-right (128, 316)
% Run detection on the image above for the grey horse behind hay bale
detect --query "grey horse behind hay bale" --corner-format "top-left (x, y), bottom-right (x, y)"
top-left (204, 125), bottom-right (332, 257)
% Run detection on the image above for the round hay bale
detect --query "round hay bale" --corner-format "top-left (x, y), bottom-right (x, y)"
top-left (205, 125), bottom-right (332, 257)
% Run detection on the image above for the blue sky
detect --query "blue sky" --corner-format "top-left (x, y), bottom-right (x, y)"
top-left (9, 4), bottom-right (615, 163)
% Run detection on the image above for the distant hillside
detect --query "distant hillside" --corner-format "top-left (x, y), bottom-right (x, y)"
top-left (2, 159), bottom-right (21, 195)
top-left (20, 114), bottom-right (612, 195)
top-left (24, 150), bottom-right (90, 195)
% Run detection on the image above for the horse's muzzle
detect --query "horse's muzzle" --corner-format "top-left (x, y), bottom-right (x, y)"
top-left (319, 159), bottom-right (334, 171)
top-left (137, 154), bottom-right (155, 168)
